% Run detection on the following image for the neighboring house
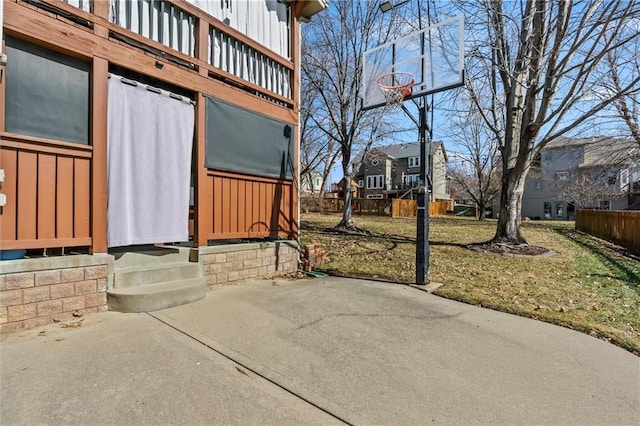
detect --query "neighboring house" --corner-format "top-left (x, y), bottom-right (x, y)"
top-left (522, 136), bottom-right (640, 220)
top-left (329, 178), bottom-right (360, 199)
top-left (0, 0), bottom-right (327, 330)
top-left (353, 142), bottom-right (450, 201)
top-left (300, 167), bottom-right (323, 194)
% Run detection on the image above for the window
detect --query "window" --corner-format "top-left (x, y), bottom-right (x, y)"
top-left (371, 159), bottom-right (379, 166)
top-left (367, 175), bottom-right (384, 189)
top-left (543, 202), bottom-right (552, 219)
top-left (555, 203), bottom-right (563, 218)
top-left (599, 201), bottom-right (611, 210)
top-left (555, 171), bottom-right (569, 182)
top-left (534, 179), bottom-right (543, 190)
top-left (405, 174), bottom-right (420, 187)
top-left (620, 169), bottom-right (629, 190)
top-left (408, 156), bottom-right (420, 168)
top-left (5, 36), bottom-right (90, 144)
top-left (358, 180), bottom-right (364, 189)
top-left (366, 194), bottom-right (384, 199)
top-left (607, 171), bottom-right (617, 186)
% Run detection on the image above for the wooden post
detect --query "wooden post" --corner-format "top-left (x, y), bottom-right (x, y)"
top-left (91, 57), bottom-right (108, 253)
top-left (193, 18), bottom-right (211, 247)
top-left (289, 5), bottom-right (302, 239)
top-left (0, 37), bottom-right (5, 133)
top-left (92, 0), bottom-right (110, 20)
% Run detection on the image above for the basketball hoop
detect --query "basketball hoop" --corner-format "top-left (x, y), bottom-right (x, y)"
top-left (376, 72), bottom-right (414, 108)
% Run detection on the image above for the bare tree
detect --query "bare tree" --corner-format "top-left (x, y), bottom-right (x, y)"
top-left (547, 168), bottom-right (625, 209)
top-left (446, 94), bottom-right (500, 220)
top-left (301, 0), bottom-right (399, 230)
top-left (299, 89), bottom-right (339, 197)
top-left (601, 21), bottom-right (640, 147)
top-left (459, 0), bottom-right (640, 244)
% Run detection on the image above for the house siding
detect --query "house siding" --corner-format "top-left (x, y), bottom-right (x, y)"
top-left (522, 137), bottom-right (638, 219)
top-left (354, 143), bottom-right (450, 201)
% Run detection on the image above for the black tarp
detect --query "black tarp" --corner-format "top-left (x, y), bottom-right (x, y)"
top-left (205, 96), bottom-right (294, 180)
top-left (5, 36), bottom-right (90, 145)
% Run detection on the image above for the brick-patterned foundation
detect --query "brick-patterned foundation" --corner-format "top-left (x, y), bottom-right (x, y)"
top-left (300, 244), bottom-right (330, 271)
top-left (198, 241), bottom-right (298, 287)
top-left (0, 255), bottom-right (112, 333)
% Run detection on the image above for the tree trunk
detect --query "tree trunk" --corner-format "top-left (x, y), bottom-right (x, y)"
top-left (492, 168), bottom-right (528, 244)
top-left (336, 153), bottom-right (357, 230)
top-left (477, 201), bottom-right (486, 221)
top-left (338, 184), bottom-right (355, 228)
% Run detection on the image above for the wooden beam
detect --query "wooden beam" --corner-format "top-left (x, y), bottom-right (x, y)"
top-left (91, 57), bottom-right (108, 253)
top-left (0, 238), bottom-right (92, 250)
top-left (1, 133), bottom-right (94, 157)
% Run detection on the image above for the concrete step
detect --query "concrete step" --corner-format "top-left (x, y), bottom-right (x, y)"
top-left (113, 262), bottom-right (200, 288)
top-left (107, 278), bottom-right (207, 313)
top-left (112, 246), bottom-right (196, 269)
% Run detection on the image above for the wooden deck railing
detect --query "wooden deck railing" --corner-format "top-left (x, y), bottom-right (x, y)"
top-left (43, 0), bottom-right (295, 106)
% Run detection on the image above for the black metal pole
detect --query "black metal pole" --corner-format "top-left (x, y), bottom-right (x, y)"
top-left (416, 102), bottom-right (430, 285)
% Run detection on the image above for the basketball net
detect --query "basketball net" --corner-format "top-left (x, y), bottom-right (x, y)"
top-left (377, 72), bottom-right (414, 108)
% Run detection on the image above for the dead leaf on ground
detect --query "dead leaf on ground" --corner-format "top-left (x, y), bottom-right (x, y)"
top-left (38, 330), bottom-right (46, 336)
top-left (55, 337), bottom-right (65, 342)
top-left (72, 311), bottom-right (84, 318)
top-left (61, 319), bottom-right (84, 329)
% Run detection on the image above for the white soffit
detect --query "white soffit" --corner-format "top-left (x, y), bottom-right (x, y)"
top-left (287, 0), bottom-right (328, 21)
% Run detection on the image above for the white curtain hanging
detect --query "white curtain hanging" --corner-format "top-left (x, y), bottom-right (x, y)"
top-left (107, 75), bottom-right (195, 247)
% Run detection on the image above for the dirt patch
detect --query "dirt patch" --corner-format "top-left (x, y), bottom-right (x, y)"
top-left (468, 242), bottom-right (555, 257)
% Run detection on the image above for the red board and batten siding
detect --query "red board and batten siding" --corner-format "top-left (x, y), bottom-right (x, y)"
top-left (206, 171), bottom-right (295, 240)
top-left (0, 135), bottom-right (92, 249)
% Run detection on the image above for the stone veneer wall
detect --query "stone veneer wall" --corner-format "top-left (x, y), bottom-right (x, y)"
top-left (0, 255), bottom-right (112, 333)
top-left (198, 241), bottom-right (299, 287)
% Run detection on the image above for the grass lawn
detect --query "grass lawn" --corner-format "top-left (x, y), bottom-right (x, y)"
top-left (300, 213), bottom-right (640, 356)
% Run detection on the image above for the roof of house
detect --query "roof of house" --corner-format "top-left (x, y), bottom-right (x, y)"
top-left (336, 178), bottom-right (360, 188)
top-left (544, 136), bottom-right (611, 149)
top-left (353, 141), bottom-right (444, 165)
top-left (300, 164), bottom-right (323, 176)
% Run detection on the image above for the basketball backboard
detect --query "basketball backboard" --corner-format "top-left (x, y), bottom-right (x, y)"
top-left (362, 15), bottom-right (464, 110)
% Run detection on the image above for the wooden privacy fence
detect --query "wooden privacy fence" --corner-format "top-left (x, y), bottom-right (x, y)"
top-left (391, 199), bottom-right (450, 218)
top-left (320, 198), bottom-right (451, 218)
top-left (321, 199), bottom-right (392, 215)
top-left (575, 210), bottom-right (640, 255)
